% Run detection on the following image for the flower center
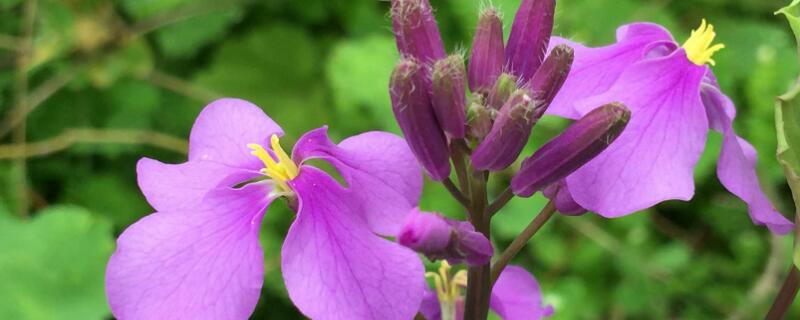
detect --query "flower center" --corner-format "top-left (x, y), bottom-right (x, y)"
top-left (247, 135), bottom-right (299, 194)
top-left (426, 261), bottom-right (467, 320)
top-left (681, 19), bottom-right (725, 66)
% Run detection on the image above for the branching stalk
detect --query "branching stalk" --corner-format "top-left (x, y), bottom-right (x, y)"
top-left (490, 201), bottom-right (557, 285)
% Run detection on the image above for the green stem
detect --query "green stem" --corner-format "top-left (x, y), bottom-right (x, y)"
top-left (490, 201), bottom-right (557, 285)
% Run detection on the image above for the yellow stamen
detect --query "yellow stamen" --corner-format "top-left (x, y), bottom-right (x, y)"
top-left (682, 19), bottom-right (725, 66)
top-left (425, 261), bottom-right (468, 320)
top-left (247, 134), bottom-right (299, 193)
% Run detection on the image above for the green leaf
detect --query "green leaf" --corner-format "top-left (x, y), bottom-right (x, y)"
top-left (194, 23), bottom-right (330, 135)
top-left (84, 38), bottom-right (154, 88)
top-left (777, 0), bottom-right (800, 270)
top-left (154, 8), bottom-right (243, 58)
top-left (0, 206), bottom-right (114, 320)
top-left (778, 0), bottom-right (800, 50)
top-left (120, 0), bottom-right (243, 58)
top-left (326, 35), bottom-right (399, 133)
top-left (775, 83), bottom-right (800, 268)
top-left (104, 79), bottom-right (160, 129)
top-left (61, 174), bottom-right (151, 229)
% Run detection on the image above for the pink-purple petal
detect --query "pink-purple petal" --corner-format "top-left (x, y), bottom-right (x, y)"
top-left (282, 166), bottom-right (425, 320)
top-left (701, 84), bottom-right (793, 234)
top-left (419, 288), bottom-right (442, 320)
top-left (189, 98), bottom-right (283, 170)
top-left (136, 158), bottom-right (257, 212)
top-left (546, 23), bottom-right (675, 119)
top-left (542, 181), bottom-right (587, 216)
top-left (565, 51), bottom-right (708, 217)
top-left (292, 127), bottom-right (423, 236)
top-left (105, 182), bottom-right (273, 320)
top-left (490, 265), bottom-right (553, 320)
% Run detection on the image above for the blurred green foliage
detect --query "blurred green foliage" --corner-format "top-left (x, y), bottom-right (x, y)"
top-left (1, 0), bottom-right (800, 319)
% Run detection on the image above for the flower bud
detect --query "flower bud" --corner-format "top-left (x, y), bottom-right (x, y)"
top-left (390, 58), bottom-right (451, 180)
top-left (468, 8), bottom-right (505, 92)
top-left (486, 73), bottom-right (518, 110)
top-left (470, 45), bottom-right (574, 171)
top-left (432, 55), bottom-right (468, 138)
top-left (398, 209), bottom-right (493, 266)
top-left (512, 102), bottom-right (631, 196)
top-left (506, 0), bottom-right (555, 82)
top-left (390, 0), bottom-right (446, 64)
top-left (471, 89), bottom-right (536, 171)
top-left (542, 181), bottom-right (587, 216)
top-left (467, 98), bottom-right (495, 139)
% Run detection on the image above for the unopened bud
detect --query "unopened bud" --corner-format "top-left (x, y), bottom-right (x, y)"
top-left (524, 44), bottom-right (573, 100)
top-left (542, 181), bottom-right (587, 215)
top-left (468, 8), bottom-right (505, 92)
top-left (486, 73), bottom-right (518, 110)
top-left (469, 45), bottom-right (574, 171)
top-left (391, 0), bottom-right (446, 64)
top-left (506, 0), bottom-right (555, 82)
top-left (432, 55), bottom-right (468, 138)
top-left (390, 58), bottom-right (451, 180)
top-left (471, 89), bottom-right (537, 171)
top-left (467, 98), bottom-right (495, 139)
top-left (398, 209), bottom-right (493, 266)
top-left (511, 102), bottom-right (631, 196)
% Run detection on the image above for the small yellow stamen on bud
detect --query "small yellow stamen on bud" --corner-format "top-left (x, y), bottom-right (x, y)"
top-left (425, 261), bottom-right (468, 320)
top-left (682, 19), bottom-right (725, 66)
top-left (247, 135), bottom-right (299, 193)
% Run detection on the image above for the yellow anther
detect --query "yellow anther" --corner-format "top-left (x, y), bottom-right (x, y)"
top-left (247, 135), bottom-right (299, 194)
top-left (425, 261), bottom-right (467, 320)
top-left (425, 261), bottom-right (467, 304)
top-left (682, 19), bottom-right (725, 66)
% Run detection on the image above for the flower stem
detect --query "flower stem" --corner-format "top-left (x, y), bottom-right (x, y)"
top-left (765, 266), bottom-right (800, 320)
top-left (464, 168), bottom-right (491, 319)
top-left (490, 201), bottom-right (556, 285)
top-left (486, 187), bottom-right (514, 217)
top-left (450, 139), bottom-right (471, 194)
top-left (442, 177), bottom-right (470, 209)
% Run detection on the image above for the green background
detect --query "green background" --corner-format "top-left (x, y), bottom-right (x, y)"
top-left (1, 0), bottom-right (799, 318)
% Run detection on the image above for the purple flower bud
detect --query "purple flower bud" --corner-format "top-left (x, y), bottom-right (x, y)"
top-left (470, 45), bottom-right (574, 171)
top-left (398, 209), bottom-right (452, 253)
top-left (432, 55), bottom-right (468, 138)
top-left (512, 102), bottom-right (631, 196)
top-left (506, 0), bottom-right (555, 82)
top-left (390, 58), bottom-right (451, 180)
top-left (486, 73), bottom-right (518, 110)
top-left (468, 8), bottom-right (505, 92)
top-left (398, 209), bottom-right (493, 266)
top-left (543, 181), bottom-right (587, 216)
top-left (471, 89), bottom-right (535, 171)
top-left (467, 98), bottom-right (495, 139)
top-left (390, 0), bottom-right (446, 64)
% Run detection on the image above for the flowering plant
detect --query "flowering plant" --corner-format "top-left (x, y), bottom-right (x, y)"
top-left (102, 0), bottom-right (800, 319)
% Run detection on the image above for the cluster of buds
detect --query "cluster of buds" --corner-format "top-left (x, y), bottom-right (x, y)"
top-left (389, 0), bottom-right (630, 195)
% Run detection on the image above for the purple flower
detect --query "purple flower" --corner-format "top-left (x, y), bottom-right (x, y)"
top-left (544, 21), bottom-right (793, 233)
top-left (419, 262), bottom-right (553, 320)
top-left (398, 209), bottom-right (493, 266)
top-left (105, 99), bottom-right (426, 319)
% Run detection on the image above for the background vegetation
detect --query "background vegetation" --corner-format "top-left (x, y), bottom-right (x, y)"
top-left (1, 0), bottom-right (799, 318)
